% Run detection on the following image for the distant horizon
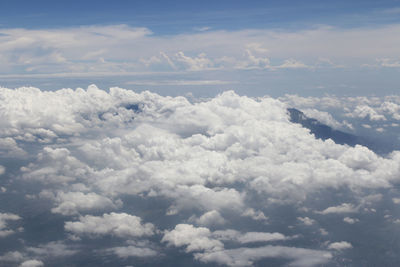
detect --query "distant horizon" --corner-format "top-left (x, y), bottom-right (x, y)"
top-left (1, 0), bottom-right (400, 96)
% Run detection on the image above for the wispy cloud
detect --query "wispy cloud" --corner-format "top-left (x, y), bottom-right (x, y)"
top-left (1, 23), bottom-right (400, 77)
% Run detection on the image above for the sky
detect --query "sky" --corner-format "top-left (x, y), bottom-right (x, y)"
top-left (3, 2), bottom-right (400, 267)
top-left (1, 0), bottom-right (400, 96)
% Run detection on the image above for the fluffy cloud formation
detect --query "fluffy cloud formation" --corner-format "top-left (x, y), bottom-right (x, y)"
top-left (162, 224), bottom-right (224, 252)
top-left (162, 224), bottom-right (325, 266)
top-left (1, 85), bottom-right (400, 266)
top-left (195, 246), bottom-right (332, 267)
top-left (280, 94), bottom-right (400, 131)
top-left (65, 212), bottom-right (155, 238)
top-left (327, 241), bottom-right (353, 250)
top-left (0, 213), bottom-right (21, 237)
top-left (48, 191), bottom-right (121, 216)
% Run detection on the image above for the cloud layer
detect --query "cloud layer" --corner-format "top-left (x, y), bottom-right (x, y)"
top-left (0, 85), bottom-right (400, 266)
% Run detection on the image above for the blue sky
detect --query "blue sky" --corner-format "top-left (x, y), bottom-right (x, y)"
top-left (2, 0), bottom-right (400, 32)
top-left (1, 0), bottom-right (400, 96)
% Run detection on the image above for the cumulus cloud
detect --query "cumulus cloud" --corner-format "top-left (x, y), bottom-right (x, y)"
top-left (49, 191), bottom-right (121, 216)
top-left (2, 85), bottom-right (400, 266)
top-left (0, 212), bottom-right (21, 237)
top-left (162, 224), bottom-right (224, 252)
top-left (19, 260), bottom-right (44, 267)
top-left (327, 241), bottom-right (353, 250)
top-left (162, 224), bottom-right (310, 266)
top-left (297, 217), bottom-right (316, 226)
top-left (343, 217), bottom-right (359, 224)
top-left (188, 210), bottom-right (226, 226)
top-left (65, 212), bottom-right (155, 238)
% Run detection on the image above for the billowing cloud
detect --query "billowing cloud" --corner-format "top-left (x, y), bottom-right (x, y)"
top-left (49, 191), bottom-right (121, 216)
top-left (65, 212), bottom-right (155, 238)
top-left (1, 85), bottom-right (400, 266)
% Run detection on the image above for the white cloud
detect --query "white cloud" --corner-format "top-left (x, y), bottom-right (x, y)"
top-left (19, 260), bottom-right (44, 267)
top-left (175, 52), bottom-right (214, 71)
top-left (327, 241), bottom-right (353, 250)
top-left (0, 251), bottom-right (24, 262)
top-left (317, 203), bottom-right (358, 215)
top-left (50, 191), bottom-right (121, 216)
top-left (302, 108), bottom-right (347, 129)
top-left (162, 224), bottom-right (223, 252)
top-left (0, 212), bottom-right (21, 237)
top-left (2, 23), bottom-right (400, 76)
top-left (163, 224), bottom-right (311, 265)
top-left (65, 212), bottom-right (155, 238)
top-left (236, 232), bottom-right (287, 244)
top-left (27, 241), bottom-right (78, 257)
top-left (108, 246), bottom-right (158, 258)
top-left (241, 208), bottom-right (268, 222)
top-left (278, 59), bottom-right (310, 69)
top-left (3, 86), bottom-right (400, 265)
top-left (297, 217), bottom-right (316, 226)
top-left (346, 105), bottom-right (386, 121)
top-left (195, 245), bottom-right (332, 267)
top-left (188, 210), bottom-right (226, 226)
top-left (343, 217), bottom-right (359, 224)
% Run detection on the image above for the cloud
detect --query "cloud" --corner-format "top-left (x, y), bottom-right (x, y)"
top-left (277, 59), bottom-right (310, 69)
top-left (235, 232), bottom-right (288, 244)
top-left (317, 203), bottom-right (358, 215)
top-left (49, 191), bottom-right (121, 216)
top-left (162, 224), bottom-right (310, 266)
top-left (194, 246), bottom-right (332, 267)
top-left (297, 217), bottom-right (316, 226)
top-left (108, 246), bottom-right (158, 258)
top-left (3, 85), bottom-right (400, 265)
top-left (19, 260), bottom-right (44, 267)
top-left (162, 224), bottom-right (224, 252)
top-left (26, 241), bottom-right (78, 258)
top-left (0, 212), bottom-right (21, 237)
top-left (65, 212), bottom-right (155, 238)
top-left (2, 23), bottom-right (400, 76)
top-left (327, 241), bottom-right (353, 250)
top-left (125, 80), bottom-right (235, 86)
top-left (343, 217), bottom-right (359, 224)
top-left (175, 52), bottom-right (214, 71)
top-left (188, 210), bottom-right (226, 226)
top-left (0, 251), bottom-right (24, 262)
